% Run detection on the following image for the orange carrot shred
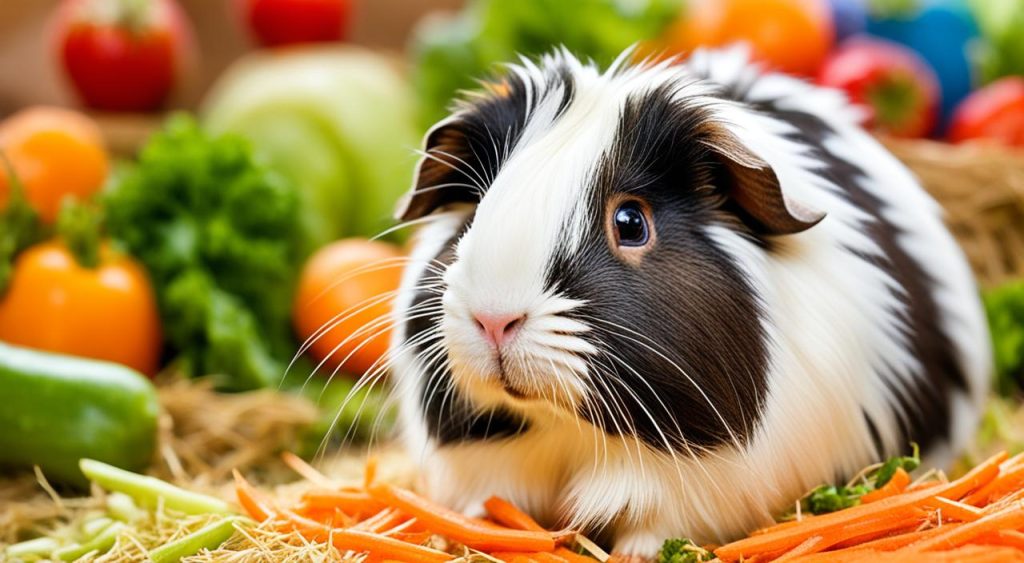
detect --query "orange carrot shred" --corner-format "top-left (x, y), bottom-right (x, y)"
top-left (861, 468), bottom-right (911, 504)
top-left (965, 465), bottom-right (1024, 507)
top-left (901, 503), bottom-right (1024, 553)
top-left (924, 497), bottom-right (984, 522)
top-left (280, 451), bottom-right (336, 489)
top-left (484, 496), bottom-right (546, 532)
top-left (775, 535), bottom-right (825, 561)
top-left (553, 547), bottom-right (599, 562)
top-left (364, 455), bottom-right (379, 489)
top-left (974, 529), bottom-right (1024, 550)
top-left (367, 482), bottom-right (556, 552)
top-left (232, 469), bottom-right (275, 521)
top-left (281, 509), bottom-right (451, 563)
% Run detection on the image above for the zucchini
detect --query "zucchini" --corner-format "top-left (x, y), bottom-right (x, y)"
top-left (0, 342), bottom-right (159, 486)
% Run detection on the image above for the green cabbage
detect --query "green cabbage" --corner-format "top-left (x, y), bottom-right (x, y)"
top-left (202, 47), bottom-right (420, 252)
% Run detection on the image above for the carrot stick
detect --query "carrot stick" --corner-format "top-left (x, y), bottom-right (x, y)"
top-left (964, 465), bottom-right (1024, 506)
top-left (280, 452), bottom-right (336, 489)
top-left (554, 547), bottom-right (599, 562)
top-left (367, 483), bottom-right (557, 552)
top-left (938, 451), bottom-right (1008, 501)
top-left (974, 530), bottom-right (1024, 550)
top-left (923, 497), bottom-right (983, 522)
top-left (715, 489), bottom-right (938, 561)
top-left (492, 552), bottom-right (569, 563)
top-left (832, 524), bottom-right (953, 553)
top-left (363, 455), bottom-right (379, 489)
top-left (484, 496), bottom-right (546, 532)
top-left (301, 490), bottom-right (387, 516)
top-left (901, 503), bottom-right (1024, 553)
top-left (352, 508), bottom-right (411, 534)
top-left (775, 535), bottom-right (824, 561)
top-left (281, 509), bottom-right (451, 563)
top-left (715, 450), bottom-right (1009, 563)
top-left (232, 470), bottom-right (274, 521)
top-left (861, 468), bottom-right (911, 504)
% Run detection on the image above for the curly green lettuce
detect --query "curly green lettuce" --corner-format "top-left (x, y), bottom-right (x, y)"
top-left (411, 0), bottom-right (682, 127)
top-left (105, 116), bottom-right (303, 390)
top-left (984, 280), bottom-right (1024, 396)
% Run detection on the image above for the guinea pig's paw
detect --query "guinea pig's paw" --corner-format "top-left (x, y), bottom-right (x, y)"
top-left (609, 529), bottom-right (663, 562)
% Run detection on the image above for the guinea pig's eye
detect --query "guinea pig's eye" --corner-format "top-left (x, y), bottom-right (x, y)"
top-left (613, 202), bottom-right (650, 247)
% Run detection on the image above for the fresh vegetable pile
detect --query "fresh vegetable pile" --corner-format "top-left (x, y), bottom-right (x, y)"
top-left (707, 449), bottom-right (1024, 561)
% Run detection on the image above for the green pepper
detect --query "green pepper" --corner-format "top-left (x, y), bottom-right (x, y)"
top-left (0, 342), bottom-right (159, 486)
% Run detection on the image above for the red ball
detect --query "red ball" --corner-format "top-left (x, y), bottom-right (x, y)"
top-left (240, 0), bottom-right (352, 47)
top-left (55, 0), bottom-right (192, 112)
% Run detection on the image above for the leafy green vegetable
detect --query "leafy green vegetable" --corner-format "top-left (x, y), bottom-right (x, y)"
top-left (105, 116), bottom-right (303, 390)
top-left (0, 155), bottom-right (44, 293)
top-left (657, 538), bottom-right (714, 563)
top-left (873, 443), bottom-right (920, 487)
top-left (799, 445), bottom-right (920, 515)
top-left (969, 0), bottom-right (1024, 83)
top-left (202, 47), bottom-right (419, 250)
top-left (984, 280), bottom-right (1024, 396)
top-left (411, 0), bottom-right (683, 127)
top-left (803, 483), bottom-right (871, 514)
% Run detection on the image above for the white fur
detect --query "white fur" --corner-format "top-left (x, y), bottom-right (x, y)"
top-left (389, 48), bottom-right (991, 554)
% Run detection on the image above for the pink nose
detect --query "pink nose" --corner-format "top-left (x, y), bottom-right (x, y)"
top-left (473, 312), bottom-right (525, 349)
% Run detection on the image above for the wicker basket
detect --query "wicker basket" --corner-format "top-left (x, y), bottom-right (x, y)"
top-left (884, 139), bottom-right (1024, 289)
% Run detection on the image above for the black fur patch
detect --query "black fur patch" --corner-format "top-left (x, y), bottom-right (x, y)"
top-left (547, 85), bottom-right (772, 451)
top-left (401, 64), bottom-right (576, 219)
top-left (768, 108), bottom-right (962, 453)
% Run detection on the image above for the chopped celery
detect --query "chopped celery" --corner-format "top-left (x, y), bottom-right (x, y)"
top-left (52, 521), bottom-right (125, 561)
top-left (80, 459), bottom-right (232, 515)
top-left (149, 517), bottom-right (242, 563)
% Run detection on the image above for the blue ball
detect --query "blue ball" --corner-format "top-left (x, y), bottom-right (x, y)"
top-left (829, 0), bottom-right (869, 42)
top-left (867, 0), bottom-right (980, 130)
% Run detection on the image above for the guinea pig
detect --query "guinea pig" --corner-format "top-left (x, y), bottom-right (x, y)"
top-left (386, 47), bottom-right (991, 557)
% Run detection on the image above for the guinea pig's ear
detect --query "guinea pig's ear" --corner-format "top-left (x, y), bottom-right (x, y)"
top-left (394, 118), bottom-right (479, 221)
top-left (702, 128), bottom-right (825, 235)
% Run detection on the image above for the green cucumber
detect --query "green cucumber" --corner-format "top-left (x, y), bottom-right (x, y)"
top-left (0, 342), bottom-right (160, 486)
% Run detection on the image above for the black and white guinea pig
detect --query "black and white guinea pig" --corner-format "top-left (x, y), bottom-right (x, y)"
top-left (387, 47), bottom-right (991, 556)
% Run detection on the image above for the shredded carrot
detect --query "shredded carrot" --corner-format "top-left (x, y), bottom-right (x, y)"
top-left (924, 497), bottom-right (984, 522)
top-left (975, 530), bottom-right (1024, 551)
top-left (965, 465), bottom-right (1024, 506)
top-left (485, 496), bottom-right (547, 532)
top-left (775, 535), bottom-right (825, 561)
top-left (364, 455), bottom-right (379, 489)
top-left (368, 483), bottom-right (557, 552)
top-left (280, 451), bottom-right (336, 489)
top-left (553, 547), bottom-right (599, 562)
top-left (281, 509), bottom-right (451, 563)
top-left (832, 524), bottom-right (954, 553)
top-left (900, 503), bottom-right (1024, 553)
top-left (861, 468), bottom-right (911, 503)
top-left (716, 452), bottom-right (1010, 562)
top-left (492, 552), bottom-right (569, 563)
top-left (300, 489), bottom-right (387, 517)
top-left (232, 469), bottom-right (275, 521)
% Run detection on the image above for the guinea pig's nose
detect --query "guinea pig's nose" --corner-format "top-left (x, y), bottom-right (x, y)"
top-left (472, 312), bottom-right (526, 349)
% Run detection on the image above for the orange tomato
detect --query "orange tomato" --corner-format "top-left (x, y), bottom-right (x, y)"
top-left (293, 239), bottom-right (404, 377)
top-left (663, 0), bottom-right (834, 77)
top-left (0, 106), bottom-right (109, 223)
top-left (0, 240), bottom-right (162, 375)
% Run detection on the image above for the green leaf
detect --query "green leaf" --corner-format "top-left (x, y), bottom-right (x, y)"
top-left (658, 538), bottom-right (714, 563)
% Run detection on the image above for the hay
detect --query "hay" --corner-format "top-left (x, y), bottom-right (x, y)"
top-left (153, 378), bottom-right (319, 485)
top-left (886, 138), bottom-right (1024, 288)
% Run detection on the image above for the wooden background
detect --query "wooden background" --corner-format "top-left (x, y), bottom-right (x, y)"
top-left (0, 0), bottom-right (461, 115)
